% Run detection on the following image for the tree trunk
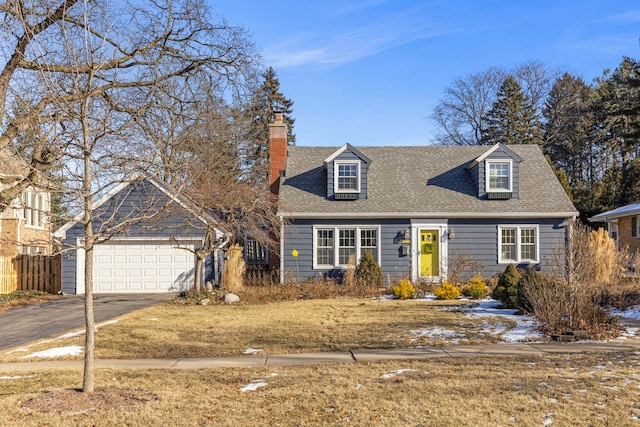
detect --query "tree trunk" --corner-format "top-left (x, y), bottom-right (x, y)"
top-left (83, 238), bottom-right (95, 392)
top-left (194, 254), bottom-right (203, 294)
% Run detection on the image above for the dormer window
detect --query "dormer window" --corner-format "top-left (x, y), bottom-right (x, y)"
top-left (487, 161), bottom-right (511, 191)
top-left (335, 161), bottom-right (360, 193)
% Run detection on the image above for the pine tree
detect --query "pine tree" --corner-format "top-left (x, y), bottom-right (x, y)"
top-left (481, 76), bottom-right (543, 145)
top-left (244, 67), bottom-right (295, 184)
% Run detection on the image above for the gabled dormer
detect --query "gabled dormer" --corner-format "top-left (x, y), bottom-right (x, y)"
top-left (324, 144), bottom-right (371, 200)
top-left (466, 143), bottom-right (523, 200)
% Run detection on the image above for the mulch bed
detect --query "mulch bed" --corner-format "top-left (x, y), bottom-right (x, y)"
top-left (21, 387), bottom-right (158, 414)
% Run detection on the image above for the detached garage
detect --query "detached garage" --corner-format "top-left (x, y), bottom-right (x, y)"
top-left (55, 177), bottom-right (227, 295)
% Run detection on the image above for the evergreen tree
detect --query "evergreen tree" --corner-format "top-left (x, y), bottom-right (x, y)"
top-left (591, 57), bottom-right (640, 209)
top-left (481, 76), bottom-right (543, 145)
top-left (543, 73), bottom-right (605, 219)
top-left (244, 67), bottom-right (295, 184)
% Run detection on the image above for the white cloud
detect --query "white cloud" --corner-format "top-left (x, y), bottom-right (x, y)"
top-left (596, 10), bottom-right (640, 23)
top-left (265, 9), bottom-right (456, 67)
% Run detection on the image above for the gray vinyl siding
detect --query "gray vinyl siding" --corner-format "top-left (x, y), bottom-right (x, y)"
top-left (283, 217), bottom-right (568, 285)
top-left (282, 219), bottom-right (410, 284)
top-left (58, 179), bottom-right (210, 294)
top-left (478, 148), bottom-right (520, 199)
top-left (448, 218), bottom-right (566, 277)
top-left (326, 150), bottom-right (369, 200)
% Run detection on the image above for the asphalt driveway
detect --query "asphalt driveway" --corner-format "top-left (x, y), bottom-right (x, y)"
top-left (0, 294), bottom-right (176, 351)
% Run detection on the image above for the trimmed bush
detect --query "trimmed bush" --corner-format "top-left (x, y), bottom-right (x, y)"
top-left (492, 264), bottom-right (521, 308)
top-left (391, 279), bottom-right (416, 299)
top-left (462, 276), bottom-right (489, 299)
top-left (434, 281), bottom-right (461, 300)
top-left (355, 251), bottom-right (383, 288)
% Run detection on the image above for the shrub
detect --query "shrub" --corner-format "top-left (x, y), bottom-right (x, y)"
top-left (434, 281), bottom-right (461, 300)
top-left (355, 251), bottom-right (383, 288)
top-left (492, 264), bottom-right (521, 308)
top-left (391, 279), bottom-right (416, 299)
top-left (462, 276), bottom-right (489, 299)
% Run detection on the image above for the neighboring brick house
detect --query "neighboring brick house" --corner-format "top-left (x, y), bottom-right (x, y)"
top-left (589, 203), bottom-right (640, 253)
top-left (0, 146), bottom-right (53, 256)
top-left (269, 114), bottom-right (578, 284)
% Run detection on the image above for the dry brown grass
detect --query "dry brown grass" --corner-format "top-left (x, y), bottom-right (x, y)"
top-left (2, 351), bottom-right (640, 426)
top-left (0, 291), bottom-right (58, 314)
top-left (0, 298), bottom-right (510, 362)
top-left (590, 227), bottom-right (618, 283)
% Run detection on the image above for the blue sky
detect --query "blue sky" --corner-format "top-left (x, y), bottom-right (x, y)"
top-left (212, 1), bottom-right (640, 146)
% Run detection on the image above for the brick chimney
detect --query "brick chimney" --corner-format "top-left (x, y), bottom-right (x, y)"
top-left (269, 112), bottom-right (288, 196)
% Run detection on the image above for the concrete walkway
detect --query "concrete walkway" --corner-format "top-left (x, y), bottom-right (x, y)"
top-left (2, 340), bottom-right (640, 373)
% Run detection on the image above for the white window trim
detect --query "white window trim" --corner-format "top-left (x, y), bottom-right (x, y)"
top-left (312, 225), bottom-right (381, 269)
top-left (334, 161), bottom-right (361, 194)
top-left (632, 215), bottom-right (640, 238)
top-left (22, 190), bottom-right (47, 229)
top-left (498, 225), bottom-right (539, 264)
top-left (485, 159), bottom-right (513, 193)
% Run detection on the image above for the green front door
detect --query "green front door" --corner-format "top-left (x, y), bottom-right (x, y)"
top-left (419, 230), bottom-right (439, 277)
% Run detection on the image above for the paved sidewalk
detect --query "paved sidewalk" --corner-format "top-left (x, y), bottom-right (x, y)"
top-left (2, 340), bottom-right (639, 373)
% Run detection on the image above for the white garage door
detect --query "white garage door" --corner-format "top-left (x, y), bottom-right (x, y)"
top-left (93, 241), bottom-right (196, 293)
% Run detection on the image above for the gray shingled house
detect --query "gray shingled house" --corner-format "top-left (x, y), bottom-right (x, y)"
top-left (55, 177), bottom-right (227, 294)
top-left (268, 115), bottom-right (578, 284)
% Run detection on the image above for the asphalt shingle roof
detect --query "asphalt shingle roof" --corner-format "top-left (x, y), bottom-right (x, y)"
top-left (278, 144), bottom-right (577, 219)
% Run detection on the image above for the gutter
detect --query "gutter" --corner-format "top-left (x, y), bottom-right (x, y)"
top-left (277, 211), bottom-right (580, 220)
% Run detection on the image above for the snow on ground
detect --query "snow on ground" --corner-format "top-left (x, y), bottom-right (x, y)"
top-left (408, 297), bottom-right (544, 344)
top-left (464, 299), bottom-right (544, 343)
top-left (240, 380), bottom-right (269, 392)
top-left (381, 369), bottom-right (416, 379)
top-left (0, 375), bottom-right (35, 380)
top-left (243, 348), bottom-right (263, 355)
top-left (8, 319), bottom-right (119, 357)
top-left (21, 345), bottom-right (82, 359)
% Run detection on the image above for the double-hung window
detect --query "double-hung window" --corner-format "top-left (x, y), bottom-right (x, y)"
top-left (498, 225), bottom-right (538, 263)
top-left (22, 191), bottom-right (45, 228)
top-left (633, 216), bottom-right (639, 238)
top-left (314, 226), bottom-right (379, 268)
top-left (245, 238), bottom-right (267, 265)
top-left (486, 161), bottom-right (512, 192)
top-left (335, 162), bottom-right (360, 193)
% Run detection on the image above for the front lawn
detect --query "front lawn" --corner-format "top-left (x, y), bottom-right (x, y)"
top-left (1, 298), bottom-right (520, 362)
top-left (2, 352), bottom-right (640, 426)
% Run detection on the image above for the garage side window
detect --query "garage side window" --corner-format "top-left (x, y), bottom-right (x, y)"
top-left (245, 238), bottom-right (267, 265)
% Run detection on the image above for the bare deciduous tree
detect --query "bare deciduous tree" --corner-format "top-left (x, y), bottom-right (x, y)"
top-left (0, 0), bottom-right (259, 393)
top-left (431, 61), bottom-right (557, 146)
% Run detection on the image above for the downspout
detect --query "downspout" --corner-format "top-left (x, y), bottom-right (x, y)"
top-left (279, 215), bottom-right (284, 284)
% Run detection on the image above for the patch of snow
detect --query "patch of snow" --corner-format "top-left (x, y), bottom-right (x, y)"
top-left (6, 319), bottom-right (119, 355)
top-left (409, 327), bottom-right (464, 344)
top-left (381, 369), bottom-right (416, 379)
top-left (355, 384), bottom-right (362, 390)
top-left (243, 348), bottom-right (263, 355)
top-left (148, 317), bottom-right (159, 321)
top-left (0, 375), bottom-right (35, 380)
top-left (611, 306), bottom-right (640, 321)
top-left (465, 299), bottom-right (543, 343)
top-left (240, 380), bottom-right (268, 392)
top-left (22, 345), bottom-right (82, 359)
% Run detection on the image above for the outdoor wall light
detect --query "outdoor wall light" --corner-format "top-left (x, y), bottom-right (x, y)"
top-left (448, 229), bottom-right (455, 239)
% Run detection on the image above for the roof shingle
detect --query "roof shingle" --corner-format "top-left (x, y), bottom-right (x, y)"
top-left (278, 145), bottom-right (577, 218)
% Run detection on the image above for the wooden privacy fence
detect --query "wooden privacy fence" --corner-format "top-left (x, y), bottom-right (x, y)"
top-left (0, 254), bottom-right (61, 294)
